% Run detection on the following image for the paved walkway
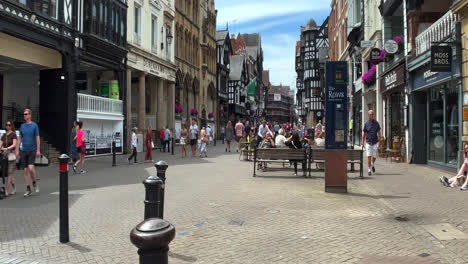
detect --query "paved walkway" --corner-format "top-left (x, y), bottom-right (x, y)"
top-left (0, 143), bottom-right (467, 263)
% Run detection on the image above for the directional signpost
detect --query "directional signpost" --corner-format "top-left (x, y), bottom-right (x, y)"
top-left (325, 61), bottom-right (348, 193)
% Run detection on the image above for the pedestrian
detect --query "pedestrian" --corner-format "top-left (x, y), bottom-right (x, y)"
top-left (73, 121), bottom-right (87, 174)
top-left (189, 119), bottom-right (199, 157)
top-left (164, 126), bottom-right (171, 152)
top-left (274, 122), bottom-right (280, 137)
top-left (220, 126), bottom-right (225, 144)
top-left (244, 121), bottom-right (251, 141)
top-left (314, 131), bottom-right (325, 147)
top-left (440, 143), bottom-right (468, 190)
top-left (225, 121), bottom-right (234, 152)
top-left (234, 120), bottom-right (244, 152)
top-left (16, 109), bottom-right (40, 197)
top-left (257, 120), bottom-right (272, 147)
top-left (160, 127), bottom-right (165, 152)
top-left (362, 110), bottom-right (381, 176)
top-left (200, 127), bottom-right (208, 157)
top-left (69, 120), bottom-right (78, 163)
top-left (1, 121), bottom-right (17, 196)
top-left (128, 127), bottom-right (138, 164)
top-left (206, 125), bottom-right (213, 145)
top-left (316, 120), bottom-right (322, 136)
top-left (285, 131), bottom-right (303, 175)
top-left (180, 124), bottom-right (188, 158)
top-left (145, 126), bottom-right (153, 162)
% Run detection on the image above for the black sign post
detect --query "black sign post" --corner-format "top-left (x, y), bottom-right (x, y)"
top-left (431, 45), bottom-right (452, 72)
top-left (324, 62), bottom-right (348, 193)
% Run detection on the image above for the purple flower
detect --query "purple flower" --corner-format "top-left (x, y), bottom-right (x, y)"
top-left (175, 104), bottom-right (183, 113)
top-left (191, 108), bottom-right (198, 116)
top-left (208, 112), bottom-right (214, 118)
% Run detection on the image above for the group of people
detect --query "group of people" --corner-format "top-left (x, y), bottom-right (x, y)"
top-left (1, 109), bottom-right (41, 198)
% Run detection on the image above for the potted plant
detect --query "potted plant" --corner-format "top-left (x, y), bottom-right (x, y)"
top-left (392, 136), bottom-right (401, 150)
top-left (208, 112), bottom-right (214, 119)
top-left (362, 65), bottom-right (377, 86)
top-left (175, 104), bottom-right (183, 114)
top-left (190, 108), bottom-right (198, 116)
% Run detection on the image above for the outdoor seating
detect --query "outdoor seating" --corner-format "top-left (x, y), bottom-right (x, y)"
top-left (253, 148), bottom-right (307, 177)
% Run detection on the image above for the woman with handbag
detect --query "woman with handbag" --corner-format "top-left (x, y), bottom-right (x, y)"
top-left (180, 124), bottom-right (188, 158)
top-left (145, 126), bottom-right (153, 162)
top-left (200, 127), bottom-right (208, 158)
top-left (1, 121), bottom-right (17, 196)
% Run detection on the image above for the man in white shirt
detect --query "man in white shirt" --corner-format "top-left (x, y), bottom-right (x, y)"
top-left (128, 127), bottom-right (138, 164)
top-left (206, 125), bottom-right (212, 145)
top-left (257, 120), bottom-right (272, 147)
top-left (189, 119), bottom-right (199, 157)
top-left (164, 126), bottom-right (171, 152)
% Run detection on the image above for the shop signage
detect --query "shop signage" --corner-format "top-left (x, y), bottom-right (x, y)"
top-left (431, 46), bottom-right (452, 72)
top-left (370, 48), bottom-right (381, 65)
top-left (463, 108), bottom-right (468, 121)
top-left (384, 40), bottom-right (398, 54)
top-left (411, 61), bottom-right (457, 92)
top-left (274, 94), bottom-right (281, 101)
top-left (325, 61), bottom-right (348, 149)
top-left (381, 64), bottom-right (405, 93)
top-left (361, 40), bottom-right (375, 48)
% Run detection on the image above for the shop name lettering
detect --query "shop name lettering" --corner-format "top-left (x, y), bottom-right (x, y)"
top-left (143, 59), bottom-right (167, 74)
top-left (423, 70), bottom-right (438, 79)
top-left (328, 86), bottom-right (345, 100)
top-left (433, 52), bottom-right (450, 65)
top-left (385, 72), bottom-right (397, 86)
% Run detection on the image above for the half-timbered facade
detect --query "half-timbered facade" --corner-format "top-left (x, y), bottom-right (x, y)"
top-left (216, 29), bottom-right (232, 136)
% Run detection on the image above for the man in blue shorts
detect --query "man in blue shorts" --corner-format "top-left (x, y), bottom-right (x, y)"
top-left (16, 108), bottom-right (40, 197)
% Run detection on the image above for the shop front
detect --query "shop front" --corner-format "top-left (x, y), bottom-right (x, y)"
top-left (380, 63), bottom-right (407, 157)
top-left (410, 60), bottom-right (460, 170)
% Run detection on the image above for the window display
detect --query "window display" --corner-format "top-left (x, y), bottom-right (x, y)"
top-left (429, 87), bottom-right (444, 162)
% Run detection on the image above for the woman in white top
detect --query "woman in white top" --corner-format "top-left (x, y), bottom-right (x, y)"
top-left (200, 127), bottom-right (208, 157)
top-left (441, 143), bottom-right (468, 190)
top-left (314, 131), bottom-right (325, 147)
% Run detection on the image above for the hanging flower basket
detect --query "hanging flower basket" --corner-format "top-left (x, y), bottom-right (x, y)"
top-left (393, 35), bottom-right (404, 52)
top-left (175, 104), bottom-right (183, 114)
top-left (208, 112), bottom-right (214, 118)
top-left (191, 108), bottom-right (198, 116)
top-left (362, 65), bottom-right (377, 86)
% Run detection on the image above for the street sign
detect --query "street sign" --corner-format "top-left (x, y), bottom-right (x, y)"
top-left (384, 40), bottom-right (398, 54)
top-left (361, 40), bottom-right (374, 48)
top-left (325, 61), bottom-right (348, 150)
top-left (370, 48), bottom-right (381, 65)
top-left (430, 45), bottom-right (452, 72)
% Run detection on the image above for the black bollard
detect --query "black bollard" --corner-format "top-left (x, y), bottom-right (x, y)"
top-left (171, 137), bottom-right (174, 155)
top-left (58, 154), bottom-right (70, 243)
top-left (143, 175), bottom-right (163, 220)
top-left (112, 141), bottom-right (117, 167)
top-left (155, 161), bottom-right (168, 219)
top-left (130, 218), bottom-right (175, 264)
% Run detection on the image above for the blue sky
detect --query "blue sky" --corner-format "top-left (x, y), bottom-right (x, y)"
top-left (216, 0), bottom-right (331, 91)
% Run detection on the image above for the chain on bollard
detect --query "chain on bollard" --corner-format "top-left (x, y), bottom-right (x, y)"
top-left (112, 141), bottom-right (117, 167)
top-left (130, 218), bottom-right (175, 264)
top-left (58, 154), bottom-right (70, 243)
top-left (155, 161), bottom-right (168, 218)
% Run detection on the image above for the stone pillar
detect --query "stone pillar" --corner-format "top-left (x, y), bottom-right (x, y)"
top-left (168, 82), bottom-right (175, 132)
top-left (151, 77), bottom-right (158, 130)
top-left (127, 69), bottom-right (133, 151)
top-left (138, 72), bottom-right (146, 131)
top-left (157, 78), bottom-right (165, 130)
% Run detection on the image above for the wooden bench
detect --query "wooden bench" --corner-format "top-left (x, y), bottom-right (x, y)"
top-left (308, 148), bottom-right (364, 178)
top-left (253, 148), bottom-right (307, 177)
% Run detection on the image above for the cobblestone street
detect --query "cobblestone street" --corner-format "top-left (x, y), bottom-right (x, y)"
top-left (1, 144), bottom-right (468, 264)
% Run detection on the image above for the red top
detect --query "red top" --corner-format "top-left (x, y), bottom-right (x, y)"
top-left (146, 131), bottom-right (152, 143)
top-left (76, 129), bottom-right (84, 147)
top-left (160, 130), bottom-right (165, 139)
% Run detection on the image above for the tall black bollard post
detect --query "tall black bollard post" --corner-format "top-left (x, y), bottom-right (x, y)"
top-left (130, 218), bottom-right (175, 264)
top-left (112, 141), bottom-right (117, 167)
top-left (143, 175), bottom-right (163, 220)
top-left (58, 154), bottom-right (70, 243)
top-left (171, 137), bottom-right (174, 155)
top-left (155, 161), bottom-right (168, 219)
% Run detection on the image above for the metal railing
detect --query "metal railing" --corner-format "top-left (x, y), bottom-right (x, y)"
top-left (77, 93), bottom-right (123, 115)
top-left (415, 10), bottom-right (457, 56)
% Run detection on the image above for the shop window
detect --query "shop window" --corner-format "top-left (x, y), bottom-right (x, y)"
top-left (429, 87), bottom-right (444, 162)
top-left (446, 85), bottom-right (459, 166)
top-left (134, 5), bottom-right (141, 45)
top-left (151, 16), bottom-right (158, 53)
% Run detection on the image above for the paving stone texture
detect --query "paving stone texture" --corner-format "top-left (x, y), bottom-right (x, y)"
top-left (0, 143), bottom-right (467, 263)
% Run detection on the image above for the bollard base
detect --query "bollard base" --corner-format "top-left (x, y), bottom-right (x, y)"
top-left (138, 247), bottom-right (169, 264)
top-left (325, 186), bottom-right (347, 193)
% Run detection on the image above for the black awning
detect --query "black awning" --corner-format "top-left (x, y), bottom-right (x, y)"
top-left (347, 26), bottom-right (363, 46)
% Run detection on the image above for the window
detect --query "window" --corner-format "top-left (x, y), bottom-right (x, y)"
top-left (134, 5), bottom-right (141, 45)
top-left (166, 27), bottom-right (171, 57)
top-left (151, 16), bottom-right (158, 52)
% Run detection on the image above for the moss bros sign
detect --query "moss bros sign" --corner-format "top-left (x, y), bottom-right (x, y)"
top-left (431, 46), bottom-right (452, 72)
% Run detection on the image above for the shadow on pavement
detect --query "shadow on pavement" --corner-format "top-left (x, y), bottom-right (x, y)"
top-left (338, 192), bottom-right (411, 199)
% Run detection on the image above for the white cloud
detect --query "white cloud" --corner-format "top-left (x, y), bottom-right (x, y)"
top-left (216, 0), bottom-right (330, 28)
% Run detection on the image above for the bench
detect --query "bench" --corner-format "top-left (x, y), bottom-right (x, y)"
top-left (308, 148), bottom-right (364, 178)
top-left (253, 148), bottom-right (307, 177)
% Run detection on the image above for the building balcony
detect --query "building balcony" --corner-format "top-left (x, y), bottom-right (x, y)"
top-left (77, 93), bottom-right (123, 120)
top-left (415, 10), bottom-right (457, 56)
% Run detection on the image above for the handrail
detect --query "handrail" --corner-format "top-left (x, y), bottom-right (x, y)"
top-left (77, 93), bottom-right (123, 115)
top-left (415, 10), bottom-right (457, 56)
